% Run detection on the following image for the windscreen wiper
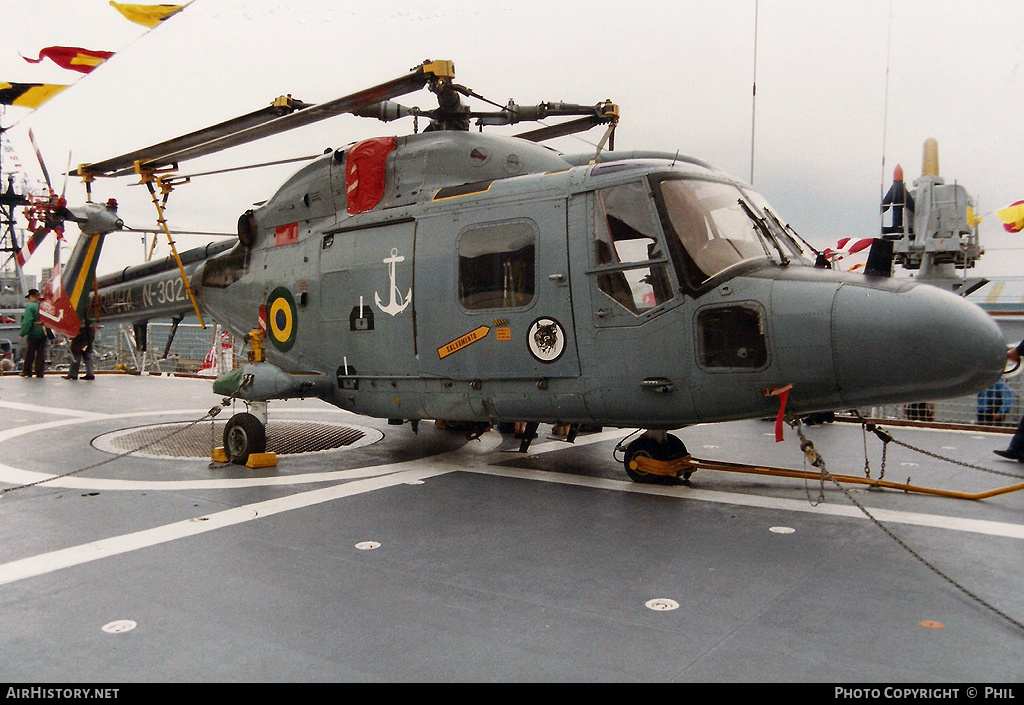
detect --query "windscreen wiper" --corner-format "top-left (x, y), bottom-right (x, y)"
top-left (763, 207), bottom-right (834, 269)
top-left (737, 199), bottom-right (790, 266)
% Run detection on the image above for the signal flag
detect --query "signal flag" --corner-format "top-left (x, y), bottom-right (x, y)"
top-left (109, 2), bottom-right (188, 28)
top-left (996, 200), bottom-right (1024, 233)
top-left (23, 46), bottom-right (114, 74)
top-left (0, 82), bottom-right (68, 109)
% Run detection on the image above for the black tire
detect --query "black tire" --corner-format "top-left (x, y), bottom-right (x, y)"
top-left (223, 412), bottom-right (266, 465)
top-left (623, 435), bottom-right (688, 484)
top-left (664, 434), bottom-right (692, 481)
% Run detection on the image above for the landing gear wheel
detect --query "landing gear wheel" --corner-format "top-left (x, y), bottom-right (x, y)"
top-left (623, 434), bottom-right (690, 484)
top-left (664, 434), bottom-right (692, 481)
top-left (223, 412), bottom-right (266, 465)
top-left (623, 437), bottom-right (661, 483)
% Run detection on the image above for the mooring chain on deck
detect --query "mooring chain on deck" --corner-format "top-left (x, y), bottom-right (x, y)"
top-left (798, 428), bottom-right (827, 506)
top-left (791, 420), bottom-right (1024, 635)
top-left (852, 411), bottom-right (1024, 482)
top-left (0, 403), bottom-right (228, 499)
top-left (860, 423), bottom-right (875, 479)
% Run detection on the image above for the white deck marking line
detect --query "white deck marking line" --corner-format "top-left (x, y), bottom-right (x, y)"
top-left (1, 428), bottom-right (1020, 588)
top-left (523, 428), bottom-right (631, 454)
top-left (0, 464), bottom-right (456, 587)
top-left (0, 407), bottom-right (206, 443)
top-left (0, 433), bottom-right (501, 587)
top-left (0, 400), bottom-right (112, 419)
top-left (465, 466), bottom-right (1024, 540)
top-left (0, 459), bottom-right (414, 491)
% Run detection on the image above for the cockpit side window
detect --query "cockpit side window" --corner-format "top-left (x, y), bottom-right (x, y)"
top-left (593, 182), bottom-right (674, 315)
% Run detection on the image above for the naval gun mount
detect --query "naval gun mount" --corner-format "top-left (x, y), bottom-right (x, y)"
top-left (880, 138), bottom-right (986, 297)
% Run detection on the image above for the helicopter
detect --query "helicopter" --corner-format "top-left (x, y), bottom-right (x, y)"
top-left (31, 59), bottom-right (1008, 481)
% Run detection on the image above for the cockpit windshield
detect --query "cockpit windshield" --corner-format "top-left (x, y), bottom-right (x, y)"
top-left (653, 177), bottom-right (809, 288)
top-left (740, 187), bottom-right (810, 262)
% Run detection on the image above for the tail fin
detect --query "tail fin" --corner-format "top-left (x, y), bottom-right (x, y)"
top-left (39, 230), bottom-right (107, 338)
top-left (38, 199), bottom-right (122, 336)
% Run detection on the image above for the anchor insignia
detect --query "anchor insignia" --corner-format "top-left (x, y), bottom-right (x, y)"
top-left (375, 247), bottom-right (412, 316)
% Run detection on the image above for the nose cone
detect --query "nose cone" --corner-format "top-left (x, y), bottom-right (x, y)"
top-left (832, 281), bottom-right (1006, 407)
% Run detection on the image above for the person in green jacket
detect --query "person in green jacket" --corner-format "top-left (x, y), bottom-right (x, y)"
top-left (19, 289), bottom-right (46, 378)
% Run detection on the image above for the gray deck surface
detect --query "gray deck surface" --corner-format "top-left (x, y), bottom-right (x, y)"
top-left (1, 374), bottom-right (1021, 683)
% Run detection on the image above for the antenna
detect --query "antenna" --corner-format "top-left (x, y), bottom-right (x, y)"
top-left (0, 110), bottom-right (31, 299)
top-left (879, 0), bottom-right (894, 231)
top-left (750, 0), bottom-right (759, 184)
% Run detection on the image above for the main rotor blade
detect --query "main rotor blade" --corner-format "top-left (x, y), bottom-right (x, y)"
top-left (514, 114), bottom-right (615, 143)
top-left (14, 227), bottom-right (50, 268)
top-left (139, 66), bottom-right (444, 170)
top-left (81, 61), bottom-right (453, 178)
top-left (28, 128), bottom-right (54, 194)
top-left (78, 98), bottom-right (311, 178)
top-left (61, 151), bottom-right (71, 198)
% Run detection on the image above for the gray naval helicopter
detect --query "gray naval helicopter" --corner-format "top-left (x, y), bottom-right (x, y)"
top-left (53, 60), bottom-right (1004, 480)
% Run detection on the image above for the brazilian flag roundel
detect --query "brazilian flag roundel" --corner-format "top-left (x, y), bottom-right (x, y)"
top-left (267, 287), bottom-right (298, 352)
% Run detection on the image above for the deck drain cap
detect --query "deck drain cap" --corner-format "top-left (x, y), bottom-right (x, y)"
top-left (102, 620), bottom-right (137, 634)
top-left (645, 598), bottom-right (679, 611)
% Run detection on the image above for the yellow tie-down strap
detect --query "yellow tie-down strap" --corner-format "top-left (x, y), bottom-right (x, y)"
top-left (630, 454), bottom-right (1024, 500)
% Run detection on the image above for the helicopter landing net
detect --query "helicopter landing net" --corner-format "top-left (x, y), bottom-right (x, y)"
top-left (0, 402), bottom-right (402, 491)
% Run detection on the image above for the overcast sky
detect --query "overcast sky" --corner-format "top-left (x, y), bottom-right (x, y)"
top-left (2, 0), bottom-right (1024, 280)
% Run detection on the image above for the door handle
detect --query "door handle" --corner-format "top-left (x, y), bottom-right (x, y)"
top-left (641, 377), bottom-right (674, 393)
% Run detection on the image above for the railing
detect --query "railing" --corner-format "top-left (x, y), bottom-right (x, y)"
top-left (71, 322), bottom-right (245, 376)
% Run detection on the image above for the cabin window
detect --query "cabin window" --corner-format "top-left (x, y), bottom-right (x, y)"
top-left (696, 304), bottom-right (768, 369)
top-left (593, 182), bottom-right (674, 315)
top-left (458, 220), bottom-right (536, 310)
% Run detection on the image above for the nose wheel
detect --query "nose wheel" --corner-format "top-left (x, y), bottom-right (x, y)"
top-left (622, 432), bottom-right (691, 484)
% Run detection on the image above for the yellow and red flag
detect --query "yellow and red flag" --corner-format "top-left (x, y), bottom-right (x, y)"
top-left (996, 200), bottom-right (1024, 233)
top-left (0, 82), bottom-right (68, 109)
top-left (109, 2), bottom-right (188, 28)
top-left (967, 206), bottom-right (981, 228)
top-left (23, 46), bottom-right (114, 74)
